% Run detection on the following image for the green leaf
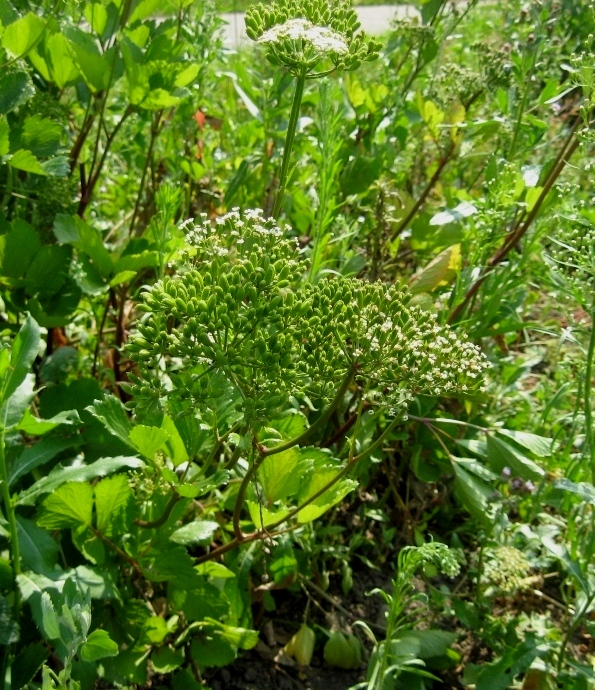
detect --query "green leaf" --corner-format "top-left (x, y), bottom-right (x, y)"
top-left (161, 415), bottom-right (189, 466)
top-left (40, 591), bottom-right (60, 639)
top-left (0, 114), bottom-right (9, 155)
top-left (190, 633), bottom-right (236, 668)
top-left (495, 429), bottom-right (552, 457)
top-left (452, 462), bottom-right (495, 526)
top-left (17, 516), bottom-right (59, 574)
top-left (486, 435), bottom-right (545, 481)
top-left (1, 373), bottom-right (35, 429)
top-left (64, 27), bottom-right (116, 92)
top-left (17, 456), bottom-right (144, 505)
top-left (37, 481), bottom-right (94, 529)
top-left (1, 314), bottom-right (40, 405)
top-left (0, 70), bottom-right (34, 114)
top-left (203, 618), bottom-right (259, 650)
top-left (86, 395), bottom-right (137, 450)
top-left (53, 214), bottom-right (113, 278)
top-left (95, 474), bottom-right (131, 536)
top-left (142, 547), bottom-right (202, 589)
top-left (247, 501), bottom-right (290, 529)
top-left (0, 594), bottom-right (19, 644)
top-left (79, 629), bottom-right (119, 662)
top-left (10, 643), bottom-right (48, 690)
top-left (169, 520), bottom-right (219, 546)
top-left (17, 408), bottom-right (80, 436)
top-left (410, 244), bottom-right (461, 294)
top-left (554, 478), bottom-right (595, 505)
top-left (9, 149), bottom-right (46, 175)
top-left (9, 436), bottom-right (80, 486)
top-left (22, 115), bottom-right (62, 158)
top-left (2, 12), bottom-right (46, 57)
top-left (84, 3), bottom-right (108, 35)
top-left (259, 448), bottom-right (301, 504)
top-left (129, 425), bottom-right (170, 459)
top-left (474, 637), bottom-right (546, 690)
top-left (24, 245), bottom-right (71, 296)
top-left (45, 33), bottom-right (81, 88)
top-left (151, 646), bottom-right (184, 673)
top-left (0, 218), bottom-right (41, 279)
top-left (138, 616), bottom-right (169, 645)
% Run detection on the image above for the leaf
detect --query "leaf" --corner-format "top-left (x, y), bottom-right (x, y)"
top-left (190, 634), bottom-right (236, 668)
top-left (259, 448), bottom-right (301, 504)
top-left (17, 408), bottom-right (80, 436)
top-left (541, 536), bottom-right (589, 594)
top-left (204, 618), bottom-right (259, 650)
top-left (169, 520), bottom-right (219, 546)
top-left (9, 436), bottom-right (80, 486)
top-left (17, 456), bottom-right (144, 505)
top-left (554, 478), bottom-right (595, 505)
top-left (17, 516), bottom-right (59, 574)
top-left (10, 643), bottom-right (48, 690)
top-left (1, 314), bottom-right (40, 405)
top-left (86, 395), bottom-right (137, 450)
top-left (410, 244), bottom-right (461, 294)
top-left (429, 201), bottom-right (477, 226)
top-left (37, 481), bottom-right (94, 529)
top-left (0, 218), bottom-right (41, 279)
top-left (0, 115), bottom-right (8, 156)
top-left (138, 616), bottom-right (169, 645)
top-left (474, 637), bottom-right (547, 690)
top-left (152, 646), bottom-right (184, 673)
top-left (0, 594), bottom-right (19, 644)
top-left (129, 425), bottom-right (170, 459)
top-left (9, 149), bottom-right (46, 175)
top-left (161, 415), bottom-right (189, 466)
top-left (79, 629), bottom-right (119, 662)
top-left (486, 435), bottom-right (545, 481)
top-left (452, 462), bottom-right (494, 526)
top-left (495, 429), bottom-right (552, 457)
top-left (297, 466), bottom-right (357, 524)
top-left (0, 373), bottom-right (36, 429)
top-left (22, 115), bottom-right (62, 158)
top-left (0, 70), bottom-right (34, 114)
top-left (2, 12), bottom-right (46, 57)
top-left (53, 215), bottom-right (113, 278)
top-left (45, 33), bottom-right (80, 88)
top-left (64, 27), bottom-right (115, 92)
top-left (24, 245), bottom-right (71, 296)
top-left (40, 592), bottom-right (60, 639)
top-left (95, 474), bottom-right (131, 535)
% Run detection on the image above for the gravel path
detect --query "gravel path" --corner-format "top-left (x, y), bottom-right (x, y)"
top-left (221, 5), bottom-right (419, 47)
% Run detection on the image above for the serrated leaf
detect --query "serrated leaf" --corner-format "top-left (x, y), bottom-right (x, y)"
top-left (0, 70), bottom-right (34, 114)
top-left (40, 592), bottom-right (60, 639)
top-left (297, 467), bottom-right (357, 524)
top-left (2, 12), bottom-right (45, 57)
top-left (17, 456), bottom-right (144, 505)
top-left (79, 629), bottom-right (119, 662)
top-left (129, 425), bottom-right (170, 459)
top-left (0, 594), bottom-right (19, 644)
top-left (161, 415), bottom-right (188, 466)
top-left (17, 408), bottom-right (80, 436)
top-left (259, 448), bottom-right (301, 504)
top-left (0, 218), bottom-right (41, 279)
top-left (53, 214), bottom-right (113, 278)
top-left (37, 481), bottom-right (94, 529)
top-left (169, 520), bottom-right (219, 546)
top-left (86, 395), bottom-right (137, 450)
top-left (9, 149), bottom-right (46, 175)
top-left (45, 33), bottom-right (80, 87)
top-left (95, 474), bottom-right (130, 535)
top-left (152, 646), bottom-right (184, 673)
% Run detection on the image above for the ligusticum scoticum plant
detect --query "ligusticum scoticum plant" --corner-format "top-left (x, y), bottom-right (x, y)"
top-left (126, 208), bottom-right (487, 427)
top-left (245, 0), bottom-right (382, 218)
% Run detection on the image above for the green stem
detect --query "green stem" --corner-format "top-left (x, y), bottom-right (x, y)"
top-left (262, 365), bottom-right (356, 457)
top-left (271, 68), bottom-right (307, 219)
top-left (586, 304), bottom-right (595, 484)
top-left (0, 427), bottom-right (21, 624)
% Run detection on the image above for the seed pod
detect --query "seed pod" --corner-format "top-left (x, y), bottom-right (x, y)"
top-left (284, 624), bottom-right (315, 666)
top-left (323, 632), bottom-right (362, 670)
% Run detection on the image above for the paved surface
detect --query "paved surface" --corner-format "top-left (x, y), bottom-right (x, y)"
top-left (221, 5), bottom-right (420, 47)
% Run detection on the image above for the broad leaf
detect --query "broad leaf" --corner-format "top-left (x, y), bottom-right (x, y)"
top-left (486, 435), bottom-right (544, 481)
top-left (86, 395), bottom-right (137, 450)
top-left (17, 517), bottom-right (59, 574)
top-left (9, 436), bottom-right (80, 486)
top-left (95, 474), bottom-right (131, 535)
top-left (495, 429), bottom-right (552, 457)
top-left (37, 481), bottom-right (94, 529)
top-left (554, 478), bottom-right (595, 505)
top-left (129, 425), bottom-right (170, 459)
top-left (79, 629), bottom-right (119, 662)
top-left (9, 149), bottom-right (46, 175)
top-left (169, 520), bottom-right (219, 546)
top-left (17, 456), bottom-right (144, 505)
top-left (2, 12), bottom-right (46, 57)
top-left (1, 314), bottom-right (40, 405)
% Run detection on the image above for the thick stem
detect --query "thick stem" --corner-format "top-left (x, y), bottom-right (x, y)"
top-left (271, 68), bottom-right (307, 219)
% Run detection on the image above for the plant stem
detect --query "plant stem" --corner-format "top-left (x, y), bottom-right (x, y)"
top-left (585, 303), bottom-right (595, 484)
top-left (271, 68), bottom-right (307, 219)
top-left (0, 427), bottom-right (21, 624)
top-left (262, 365), bottom-right (356, 457)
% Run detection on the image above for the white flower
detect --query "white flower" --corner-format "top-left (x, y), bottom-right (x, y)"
top-left (258, 18), bottom-right (349, 56)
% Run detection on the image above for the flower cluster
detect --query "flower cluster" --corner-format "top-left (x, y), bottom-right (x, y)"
top-left (549, 219), bottom-right (595, 306)
top-left (126, 209), bottom-right (487, 423)
top-left (245, 0), bottom-right (381, 76)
